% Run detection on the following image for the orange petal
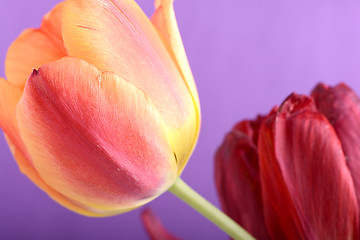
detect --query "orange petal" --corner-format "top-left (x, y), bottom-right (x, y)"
top-left (16, 57), bottom-right (177, 214)
top-left (5, 2), bottom-right (67, 88)
top-left (0, 78), bottom-right (28, 158)
top-left (62, 0), bottom-right (198, 171)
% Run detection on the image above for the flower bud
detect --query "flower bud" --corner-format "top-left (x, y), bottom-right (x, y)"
top-left (0, 0), bottom-right (200, 216)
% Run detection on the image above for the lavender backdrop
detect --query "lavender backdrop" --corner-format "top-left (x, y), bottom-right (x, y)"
top-left (1, 0), bottom-right (360, 239)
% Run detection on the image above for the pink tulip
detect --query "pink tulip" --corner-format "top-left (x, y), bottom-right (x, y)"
top-left (215, 84), bottom-right (360, 239)
top-left (0, 0), bottom-right (200, 216)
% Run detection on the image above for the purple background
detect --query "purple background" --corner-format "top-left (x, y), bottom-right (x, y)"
top-left (1, 0), bottom-right (360, 239)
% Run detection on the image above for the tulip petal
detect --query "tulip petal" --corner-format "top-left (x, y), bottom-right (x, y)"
top-left (4, 136), bottom-right (112, 217)
top-left (16, 57), bottom-right (178, 215)
top-left (215, 117), bottom-right (270, 240)
top-left (0, 78), bottom-right (106, 216)
top-left (258, 94), bottom-right (359, 240)
top-left (62, 0), bottom-right (198, 171)
top-left (5, 2), bottom-right (66, 88)
top-left (151, 0), bottom-right (201, 118)
top-left (141, 208), bottom-right (181, 240)
top-left (312, 83), bottom-right (360, 214)
top-left (0, 78), bottom-right (29, 158)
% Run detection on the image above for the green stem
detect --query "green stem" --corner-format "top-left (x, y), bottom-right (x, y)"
top-left (168, 178), bottom-right (256, 240)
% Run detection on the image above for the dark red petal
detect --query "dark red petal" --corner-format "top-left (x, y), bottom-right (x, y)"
top-left (141, 208), bottom-right (181, 240)
top-left (215, 116), bottom-right (270, 240)
top-left (258, 93), bottom-right (359, 240)
top-left (312, 83), bottom-right (360, 211)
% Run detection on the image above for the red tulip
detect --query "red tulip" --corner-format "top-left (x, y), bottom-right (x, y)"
top-left (0, 0), bottom-right (200, 216)
top-left (215, 84), bottom-right (360, 239)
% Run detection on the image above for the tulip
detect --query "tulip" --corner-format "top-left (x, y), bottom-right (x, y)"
top-left (0, 0), bottom-right (200, 216)
top-left (215, 84), bottom-right (360, 239)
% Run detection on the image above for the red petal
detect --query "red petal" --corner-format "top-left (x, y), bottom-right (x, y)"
top-left (215, 116), bottom-right (270, 240)
top-left (16, 57), bottom-right (177, 215)
top-left (233, 111), bottom-right (277, 145)
top-left (312, 83), bottom-right (360, 211)
top-left (258, 93), bottom-right (359, 240)
top-left (141, 208), bottom-right (181, 240)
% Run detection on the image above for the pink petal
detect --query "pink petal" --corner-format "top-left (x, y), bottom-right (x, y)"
top-left (0, 78), bottom-right (100, 216)
top-left (62, 0), bottom-right (198, 172)
top-left (312, 83), bottom-right (360, 212)
top-left (215, 116), bottom-right (270, 240)
top-left (141, 208), bottom-right (181, 240)
top-left (16, 57), bottom-right (177, 215)
top-left (258, 93), bottom-right (359, 240)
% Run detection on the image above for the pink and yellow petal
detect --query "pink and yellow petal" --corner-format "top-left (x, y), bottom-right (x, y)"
top-left (16, 57), bottom-right (177, 213)
top-left (5, 2), bottom-right (66, 88)
top-left (62, 0), bottom-right (198, 172)
top-left (0, 79), bottom-right (127, 216)
top-left (4, 136), bottom-right (107, 217)
top-left (151, 0), bottom-right (200, 117)
top-left (0, 77), bottom-right (103, 216)
top-left (62, 0), bottom-right (188, 116)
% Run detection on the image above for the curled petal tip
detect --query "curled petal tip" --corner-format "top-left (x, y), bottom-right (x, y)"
top-left (313, 82), bottom-right (328, 90)
top-left (278, 93), bottom-right (316, 117)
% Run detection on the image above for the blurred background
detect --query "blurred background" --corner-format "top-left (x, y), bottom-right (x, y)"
top-left (1, 0), bottom-right (360, 239)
